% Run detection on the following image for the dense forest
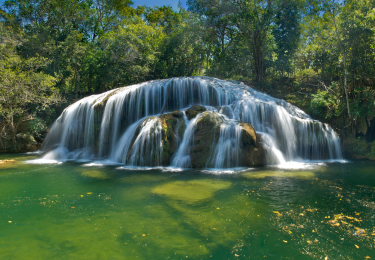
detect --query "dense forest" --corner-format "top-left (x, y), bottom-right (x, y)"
top-left (0, 0), bottom-right (374, 155)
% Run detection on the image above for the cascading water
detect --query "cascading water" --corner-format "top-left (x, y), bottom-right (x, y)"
top-left (40, 77), bottom-right (342, 168)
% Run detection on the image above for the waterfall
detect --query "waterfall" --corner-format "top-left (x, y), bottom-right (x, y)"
top-left (171, 113), bottom-right (198, 168)
top-left (208, 119), bottom-right (242, 168)
top-left (40, 77), bottom-right (342, 168)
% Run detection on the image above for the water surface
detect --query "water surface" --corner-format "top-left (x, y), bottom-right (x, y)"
top-left (1, 154), bottom-right (374, 259)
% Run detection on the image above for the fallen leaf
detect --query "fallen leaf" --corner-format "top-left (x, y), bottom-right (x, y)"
top-left (355, 244), bottom-right (359, 249)
top-left (87, 192), bottom-right (93, 195)
top-left (283, 240), bottom-right (288, 243)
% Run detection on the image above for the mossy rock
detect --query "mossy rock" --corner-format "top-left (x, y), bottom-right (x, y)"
top-left (185, 105), bottom-right (207, 120)
top-left (240, 122), bottom-right (257, 146)
top-left (152, 179), bottom-right (231, 205)
top-left (242, 170), bottom-right (314, 179)
top-left (191, 112), bottom-right (222, 168)
top-left (218, 106), bottom-right (234, 118)
top-left (238, 122), bottom-right (265, 167)
top-left (126, 117), bottom-right (162, 166)
top-left (160, 111), bottom-right (186, 165)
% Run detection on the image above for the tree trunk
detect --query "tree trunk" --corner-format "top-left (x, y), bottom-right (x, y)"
top-left (331, 8), bottom-right (351, 118)
top-left (10, 115), bottom-right (16, 147)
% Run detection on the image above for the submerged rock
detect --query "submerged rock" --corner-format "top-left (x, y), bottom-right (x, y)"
top-left (152, 179), bottom-right (231, 205)
top-left (81, 170), bottom-right (112, 179)
top-left (242, 170), bottom-right (314, 179)
top-left (0, 160), bottom-right (17, 169)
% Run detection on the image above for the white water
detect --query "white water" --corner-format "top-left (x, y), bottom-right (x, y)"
top-left (171, 112), bottom-right (198, 168)
top-left (39, 77), bottom-right (342, 168)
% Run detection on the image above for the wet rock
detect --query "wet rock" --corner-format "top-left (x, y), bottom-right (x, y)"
top-left (185, 105), bottom-right (207, 120)
top-left (189, 112), bottom-right (265, 168)
top-left (190, 112), bottom-right (222, 168)
top-left (242, 170), bottom-right (314, 179)
top-left (240, 122), bottom-right (257, 146)
top-left (160, 111), bottom-right (186, 165)
top-left (240, 133), bottom-right (266, 167)
top-left (81, 169), bottom-right (112, 179)
top-left (126, 111), bottom-right (186, 166)
top-left (0, 159), bottom-right (17, 170)
top-left (218, 106), bottom-right (234, 118)
top-left (127, 117), bottom-right (163, 166)
top-left (239, 122), bottom-right (265, 167)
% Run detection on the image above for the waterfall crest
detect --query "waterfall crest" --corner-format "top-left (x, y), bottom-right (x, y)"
top-left (40, 77), bottom-right (342, 168)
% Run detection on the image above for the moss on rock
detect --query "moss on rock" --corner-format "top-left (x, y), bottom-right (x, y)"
top-left (185, 105), bottom-right (207, 120)
top-left (190, 112), bottom-right (222, 168)
top-left (160, 111), bottom-right (186, 165)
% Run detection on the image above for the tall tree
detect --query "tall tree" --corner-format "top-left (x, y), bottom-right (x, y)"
top-left (0, 24), bottom-right (62, 148)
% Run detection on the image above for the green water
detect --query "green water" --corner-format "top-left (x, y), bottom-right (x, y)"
top-left (1, 154), bottom-right (375, 260)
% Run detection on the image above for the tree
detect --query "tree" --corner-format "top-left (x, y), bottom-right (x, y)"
top-left (0, 24), bottom-right (62, 149)
top-left (273, 0), bottom-right (302, 75)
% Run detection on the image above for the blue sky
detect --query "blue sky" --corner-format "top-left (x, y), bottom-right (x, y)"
top-left (134, 0), bottom-right (187, 10)
top-left (0, 0), bottom-right (188, 10)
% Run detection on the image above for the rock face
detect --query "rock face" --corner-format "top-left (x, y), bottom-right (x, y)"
top-left (160, 111), bottom-right (186, 165)
top-left (190, 112), bottom-right (222, 168)
top-left (126, 112), bottom-right (186, 166)
top-left (239, 123), bottom-right (265, 167)
top-left (185, 105), bottom-right (207, 120)
top-left (187, 109), bottom-right (265, 168)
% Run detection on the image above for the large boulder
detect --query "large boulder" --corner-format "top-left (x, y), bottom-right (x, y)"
top-left (239, 122), bottom-right (265, 167)
top-left (160, 111), bottom-right (186, 165)
top-left (185, 105), bottom-right (207, 120)
top-left (126, 117), bottom-right (162, 166)
top-left (126, 111), bottom-right (186, 166)
top-left (190, 113), bottom-right (265, 168)
top-left (240, 122), bottom-right (257, 146)
top-left (190, 112), bottom-right (223, 168)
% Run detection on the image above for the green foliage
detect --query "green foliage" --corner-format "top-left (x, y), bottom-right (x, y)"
top-left (27, 117), bottom-right (47, 139)
top-left (0, 0), bottom-right (375, 152)
top-left (0, 24), bottom-right (62, 149)
top-left (311, 82), bottom-right (341, 119)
